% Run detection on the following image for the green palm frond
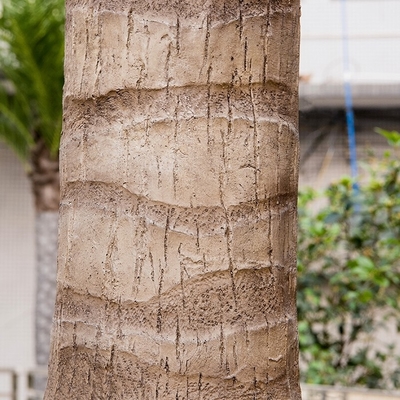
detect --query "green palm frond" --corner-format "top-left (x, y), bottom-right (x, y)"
top-left (0, 96), bottom-right (34, 159)
top-left (0, 0), bottom-right (64, 161)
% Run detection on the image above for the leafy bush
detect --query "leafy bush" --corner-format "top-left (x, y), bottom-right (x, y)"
top-left (297, 130), bottom-right (400, 389)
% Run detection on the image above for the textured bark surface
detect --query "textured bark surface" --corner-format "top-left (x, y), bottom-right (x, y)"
top-left (46, 0), bottom-right (301, 398)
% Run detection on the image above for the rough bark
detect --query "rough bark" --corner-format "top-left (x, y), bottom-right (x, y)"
top-left (46, 0), bottom-right (301, 398)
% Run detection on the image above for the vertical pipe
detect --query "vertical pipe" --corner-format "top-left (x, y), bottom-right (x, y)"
top-left (340, 0), bottom-right (359, 189)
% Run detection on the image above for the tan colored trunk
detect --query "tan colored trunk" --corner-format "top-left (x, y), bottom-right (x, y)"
top-left (46, 0), bottom-right (301, 398)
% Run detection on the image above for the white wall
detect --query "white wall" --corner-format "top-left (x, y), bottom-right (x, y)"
top-left (300, 0), bottom-right (400, 107)
top-left (0, 142), bottom-right (35, 371)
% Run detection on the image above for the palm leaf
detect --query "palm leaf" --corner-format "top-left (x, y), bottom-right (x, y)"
top-left (0, 0), bottom-right (64, 161)
top-left (0, 103), bottom-right (33, 160)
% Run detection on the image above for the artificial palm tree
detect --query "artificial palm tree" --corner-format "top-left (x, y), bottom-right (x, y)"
top-left (0, 0), bottom-right (64, 369)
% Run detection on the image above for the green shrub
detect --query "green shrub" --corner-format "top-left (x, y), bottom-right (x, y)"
top-left (297, 130), bottom-right (400, 389)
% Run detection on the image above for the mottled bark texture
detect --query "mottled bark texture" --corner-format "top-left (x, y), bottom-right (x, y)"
top-left (45, 0), bottom-right (301, 398)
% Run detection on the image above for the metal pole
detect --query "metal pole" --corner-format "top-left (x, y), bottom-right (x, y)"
top-left (341, 0), bottom-right (359, 190)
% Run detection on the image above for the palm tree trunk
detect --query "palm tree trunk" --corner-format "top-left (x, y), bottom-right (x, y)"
top-left (30, 141), bottom-right (60, 391)
top-left (46, 0), bottom-right (301, 398)
top-left (34, 212), bottom-right (58, 366)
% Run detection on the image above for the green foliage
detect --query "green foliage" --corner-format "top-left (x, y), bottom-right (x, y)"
top-left (0, 0), bottom-right (64, 161)
top-left (375, 128), bottom-right (400, 147)
top-left (298, 130), bottom-right (400, 389)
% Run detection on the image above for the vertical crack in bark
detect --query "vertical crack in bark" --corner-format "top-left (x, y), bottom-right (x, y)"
top-left (244, 321), bottom-right (249, 347)
top-left (144, 117), bottom-right (150, 146)
top-left (253, 367), bottom-right (257, 398)
top-left (80, 17), bottom-right (90, 94)
top-left (124, 127), bottom-right (130, 187)
top-left (106, 344), bottom-right (116, 399)
top-left (200, 13), bottom-right (211, 79)
top-left (165, 42), bottom-right (172, 95)
top-left (276, 123), bottom-right (282, 199)
top-left (156, 155), bottom-right (162, 189)
top-left (175, 315), bottom-right (182, 373)
top-left (117, 298), bottom-right (123, 339)
top-left (64, 199), bottom-right (75, 281)
top-left (244, 37), bottom-right (248, 71)
top-left (103, 212), bottom-right (118, 296)
top-left (149, 250), bottom-right (155, 282)
top-left (136, 64), bottom-right (145, 101)
top-left (195, 221), bottom-right (200, 252)
top-left (178, 243), bottom-right (187, 316)
top-left (198, 372), bottom-right (202, 397)
top-left (267, 197), bottom-right (273, 266)
top-left (205, 13), bottom-right (211, 59)
top-left (285, 322), bottom-right (292, 398)
top-left (202, 253), bottom-right (207, 274)
top-left (262, 3), bottom-right (272, 86)
top-left (219, 322), bottom-right (225, 370)
top-left (219, 84), bottom-right (238, 306)
top-left (225, 82), bottom-right (237, 308)
top-left (206, 65), bottom-right (212, 151)
top-left (158, 209), bottom-right (170, 332)
top-left (81, 130), bottom-right (88, 181)
top-left (277, 14), bottom-right (284, 82)
top-left (89, 325), bottom-right (102, 400)
top-left (173, 95), bottom-right (180, 198)
top-left (94, 1), bottom-right (103, 94)
top-left (126, 7), bottom-right (134, 52)
top-left (142, 21), bottom-right (150, 97)
top-left (238, 0), bottom-right (244, 40)
top-left (134, 196), bottom-right (145, 292)
top-left (155, 375), bottom-right (160, 399)
top-left (233, 334), bottom-right (238, 370)
top-left (249, 76), bottom-right (259, 203)
top-left (176, 16), bottom-right (180, 54)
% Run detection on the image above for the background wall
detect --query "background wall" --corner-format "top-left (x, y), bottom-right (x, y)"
top-left (0, 142), bottom-right (35, 370)
top-left (300, 0), bottom-right (400, 108)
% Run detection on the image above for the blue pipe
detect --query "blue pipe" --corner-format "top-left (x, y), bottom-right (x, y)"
top-left (341, 0), bottom-right (359, 190)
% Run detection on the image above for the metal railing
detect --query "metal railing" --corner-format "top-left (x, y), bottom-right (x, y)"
top-left (0, 369), bottom-right (17, 400)
top-left (302, 384), bottom-right (400, 400)
top-left (26, 369), bottom-right (47, 400)
top-left (0, 369), bottom-right (47, 400)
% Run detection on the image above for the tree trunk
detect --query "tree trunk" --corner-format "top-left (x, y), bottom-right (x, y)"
top-left (30, 141), bottom-right (60, 390)
top-left (46, 0), bottom-right (301, 398)
top-left (34, 211), bottom-right (58, 366)
top-left (31, 141), bottom-right (60, 369)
